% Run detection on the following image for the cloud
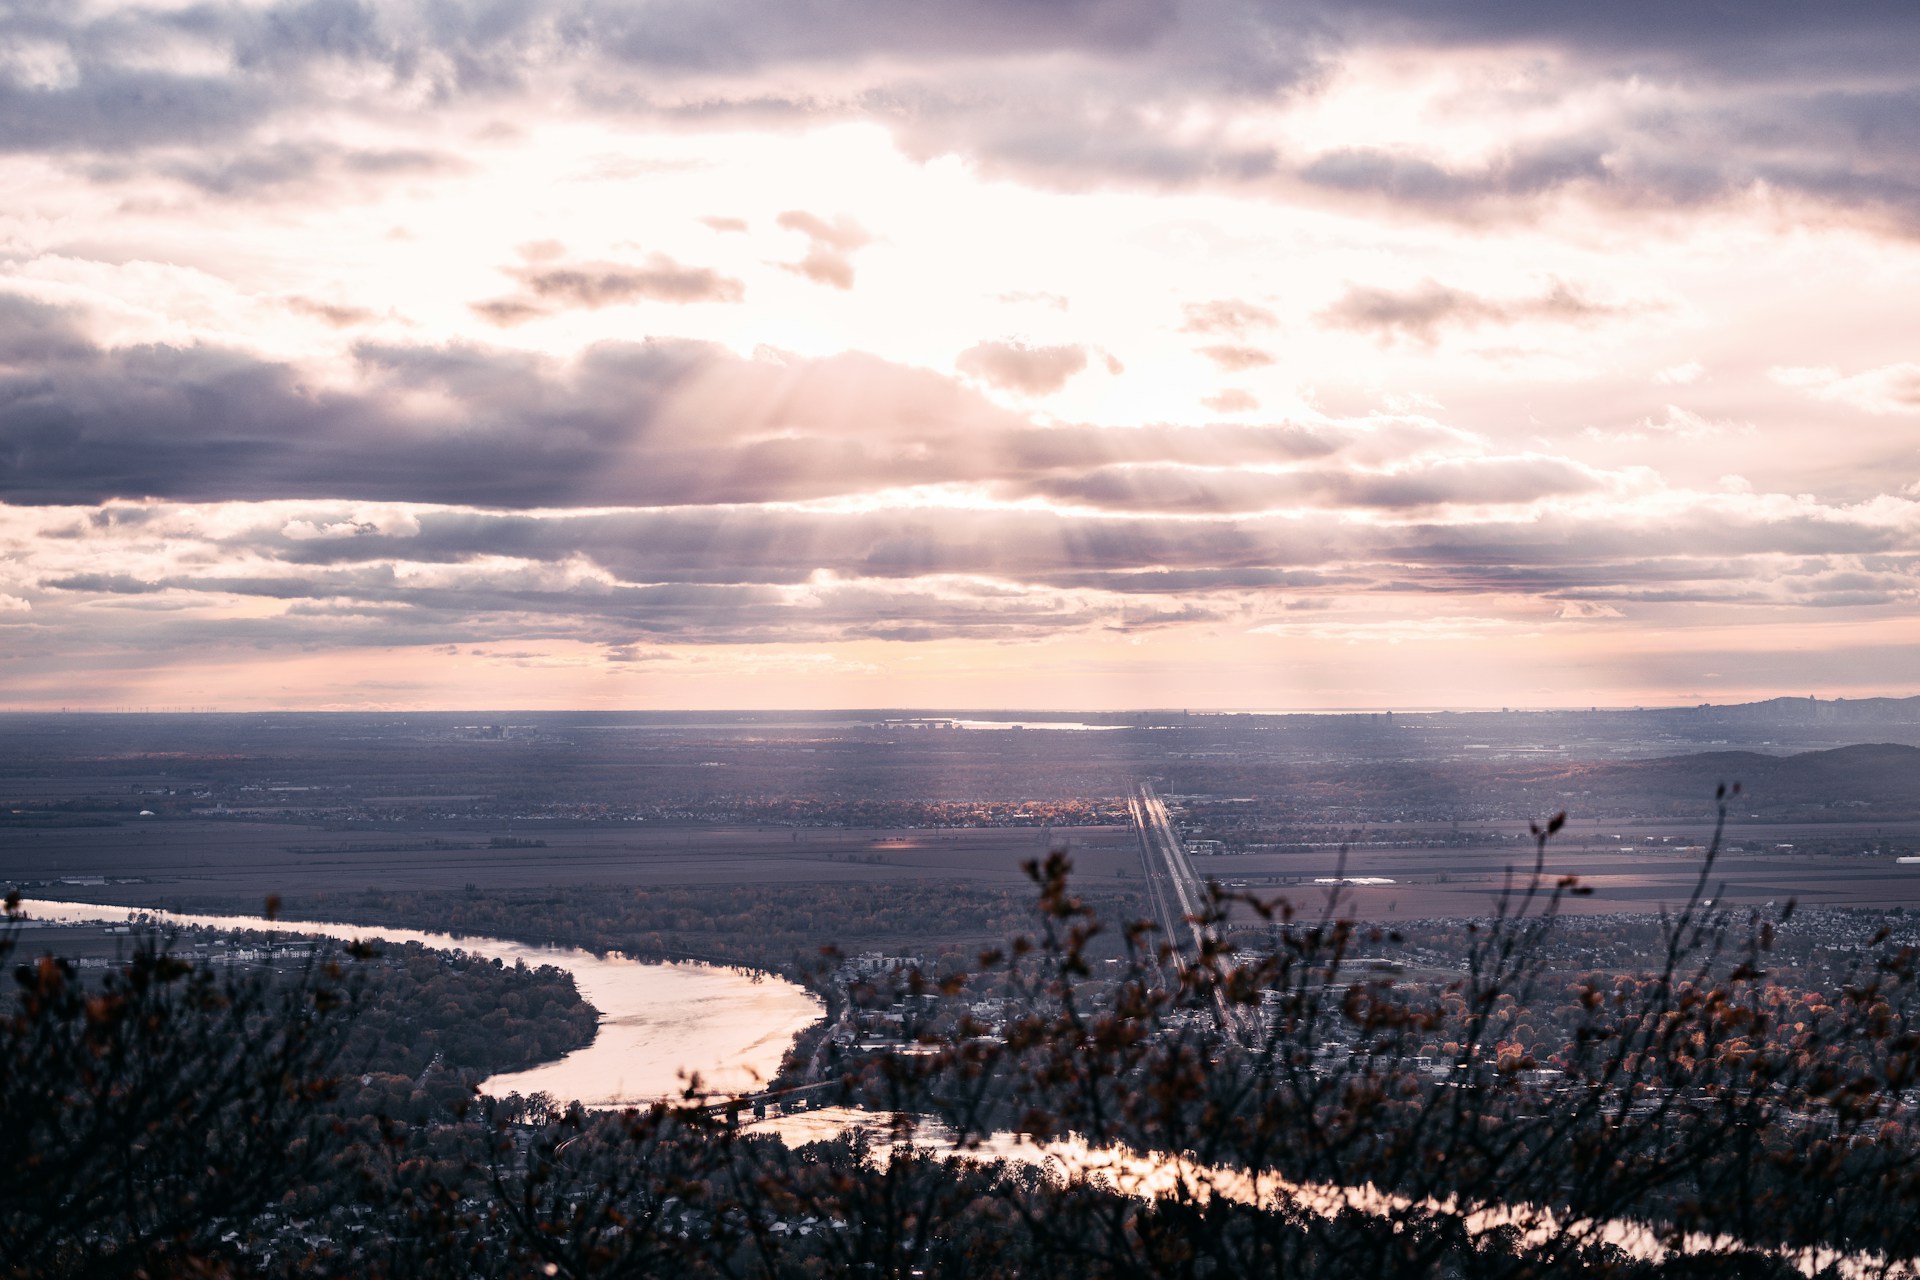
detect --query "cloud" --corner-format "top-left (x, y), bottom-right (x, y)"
top-left (1197, 344), bottom-right (1274, 371)
top-left (1180, 299), bottom-right (1278, 335)
top-left (473, 254), bottom-right (746, 323)
top-left (1772, 363), bottom-right (1920, 414)
top-left (469, 298), bottom-right (550, 327)
top-left (282, 507), bottom-right (421, 540)
top-left (1319, 278), bottom-right (1625, 343)
top-left (0, 292), bottom-right (97, 365)
top-left (284, 297), bottom-right (378, 328)
top-left (1201, 389), bottom-right (1258, 413)
top-left (1296, 143), bottom-right (1612, 213)
top-left (1014, 454), bottom-right (1606, 514)
top-left (604, 644), bottom-right (676, 663)
top-left (3, 0), bottom-right (1918, 237)
top-left (775, 210), bottom-right (872, 288)
top-left (1313, 1), bottom-right (1920, 72)
top-left (518, 256), bottom-right (746, 306)
top-left (41, 572), bottom-right (164, 594)
top-left (12, 472), bottom-right (1920, 657)
top-left (66, 134), bottom-right (456, 200)
top-left (1653, 362), bottom-right (1705, 385)
top-left (955, 340), bottom-right (1088, 395)
top-left (1583, 405), bottom-right (1744, 444)
top-left (0, 297), bottom-right (1501, 510)
top-left (997, 290), bottom-right (1070, 310)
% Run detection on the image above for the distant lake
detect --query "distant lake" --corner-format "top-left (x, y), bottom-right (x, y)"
top-left (18, 899), bottom-right (822, 1105)
top-left (949, 720), bottom-right (1124, 731)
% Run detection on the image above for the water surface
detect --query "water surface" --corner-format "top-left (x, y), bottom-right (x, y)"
top-left (19, 899), bottom-right (822, 1104)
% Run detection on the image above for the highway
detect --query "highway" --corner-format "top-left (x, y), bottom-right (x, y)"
top-left (1130, 780), bottom-right (1252, 1037)
top-left (1128, 779), bottom-right (1217, 971)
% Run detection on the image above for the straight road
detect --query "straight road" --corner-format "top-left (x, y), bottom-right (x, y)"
top-left (1129, 780), bottom-right (1216, 969)
top-left (1131, 780), bottom-right (1249, 1035)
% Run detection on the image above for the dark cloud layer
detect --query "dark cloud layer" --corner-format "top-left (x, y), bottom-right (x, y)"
top-left (25, 486), bottom-right (1920, 651)
top-left (7, 0), bottom-right (1919, 228)
top-left (1321, 0), bottom-right (1920, 76)
top-left (16, 274), bottom-right (1915, 653)
top-left (0, 292), bottom-right (1468, 511)
top-left (8, 3), bottom-right (1920, 675)
top-left (1020, 455), bottom-right (1602, 514)
top-left (152, 142), bottom-right (455, 197)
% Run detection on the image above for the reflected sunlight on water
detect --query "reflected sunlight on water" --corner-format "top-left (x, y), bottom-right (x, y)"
top-left (20, 899), bottom-right (822, 1104)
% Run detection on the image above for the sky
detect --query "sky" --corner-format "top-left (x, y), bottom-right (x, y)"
top-left (3, 1), bottom-right (1920, 712)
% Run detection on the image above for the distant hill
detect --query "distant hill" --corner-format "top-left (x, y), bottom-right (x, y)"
top-left (1576, 742), bottom-right (1920, 817)
top-left (1681, 696), bottom-right (1920, 726)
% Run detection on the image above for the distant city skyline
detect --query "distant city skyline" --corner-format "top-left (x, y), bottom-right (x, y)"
top-left (3, 2), bottom-right (1919, 711)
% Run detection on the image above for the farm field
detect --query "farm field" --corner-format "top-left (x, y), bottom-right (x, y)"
top-left (13, 811), bottom-right (1920, 926)
top-left (1207, 815), bottom-right (1920, 921)
top-left (1, 817), bottom-right (1144, 907)
top-left (10, 711), bottom-right (1920, 943)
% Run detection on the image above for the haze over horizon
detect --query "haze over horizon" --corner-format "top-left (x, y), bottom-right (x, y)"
top-left (4, 1), bottom-right (1919, 712)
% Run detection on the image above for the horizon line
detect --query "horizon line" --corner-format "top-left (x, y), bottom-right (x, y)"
top-left (0, 693), bottom-right (1910, 719)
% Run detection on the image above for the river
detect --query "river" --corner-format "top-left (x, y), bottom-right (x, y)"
top-left (13, 899), bottom-right (1885, 1275)
top-left (17, 899), bottom-right (822, 1105)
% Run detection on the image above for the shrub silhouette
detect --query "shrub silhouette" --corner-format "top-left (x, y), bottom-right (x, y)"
top-left (0, 893), bottom-right (367, 1278)
top-left (11, 786), bottom-right (1920, 1277)
top-left (492, 787), bottom-right (1920, 1277)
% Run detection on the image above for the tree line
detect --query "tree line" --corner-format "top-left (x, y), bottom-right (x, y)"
top-left (249, 878), bottom-right (1145, 975)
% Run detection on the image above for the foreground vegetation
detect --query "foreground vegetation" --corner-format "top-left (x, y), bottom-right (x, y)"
top-left (10, 792), bottom-right (1920, 1277)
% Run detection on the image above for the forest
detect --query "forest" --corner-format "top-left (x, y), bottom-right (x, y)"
top-left (330, 937), bottom-right (597, 1123)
